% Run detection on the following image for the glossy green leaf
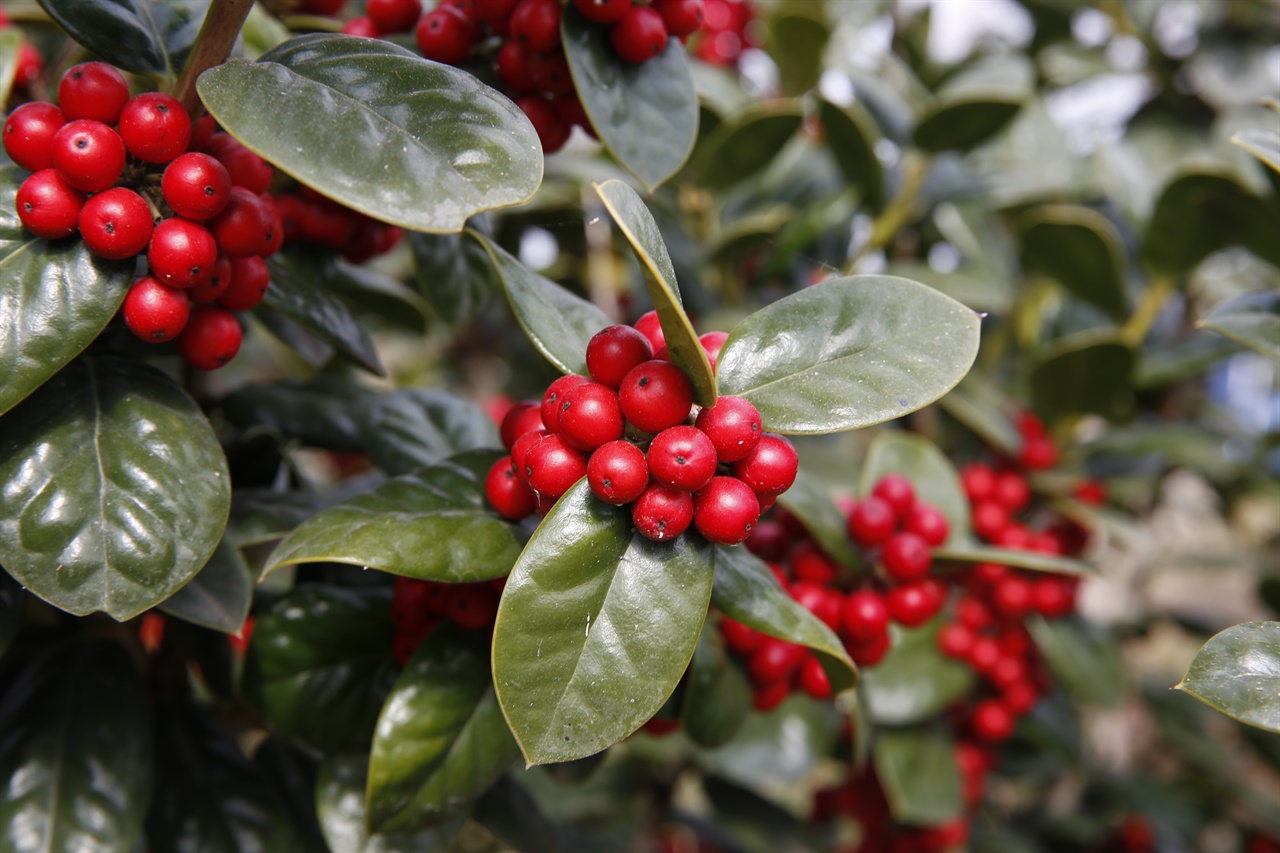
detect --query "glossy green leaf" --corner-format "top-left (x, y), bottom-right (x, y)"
top-left (936, 373), bottom-right (1021, 456)
top-left (410, 230), bottom-right (497, 326)
top-left (1199, 291), bottom-right (1280, 360)
top-left (38, 0), bottom-right (208, 78)
top-left (1233, 129), bottom-right (1280, 176)
top-left (0, 164), bottom-right (134, 416)
top-left (711, 545), bottom-right (856, 693)
top-left (594, 179), bottom-right (716, 407)
top-left (472, 230), bottom-right (609, 376)
top-left (767, 10), bottom-right (829, 96)
top-left (291, 251), bottom-right (430, 334)
top-left (859, 431), bottom-right (970, 544)
top-left (0, 29), bottom-right (22, 108)
top-left (819, 98), bottom-right (884, 211)
top-left (1020, 205), bottom-right (1127, 322)
top-left (222, 378), bottom-right (378, 452)
top-left (1142, 169), bottom-right (1280, 274)
top-left (860, 623), bottom-right (974, 726)
top-left (243, 585), bottom-right (400, 750)
top-left (776, 467), bottom-right (862, 571)
top-left (264, 250), bottom-right (384, 375)
top-left (0, 571), bottom-right (24, 658)
top-left (914, 56), bottom-right (1031, 153)
top-left (255, 308), bottom-right (336, 368)
top-left (158, 538), bottom-right (253, 633)
top-left (148, 700), bottom-right (298, 852)
top-left (359, 389), bottom-right (501, 476)
top-left (0, 641), bottom-right (152, 853)
top-left (317, 755), bottom-right (465, 853)
top-left (1028, 615), bottom-right (1125, 707)
top-left (680, 628), bottom-right (752, 749)
top-left (264, 451), bottom-right (522, 581)
top-left (368, 624), bottom-right (519, 832)
top-left (562, 7), bottom-right (697, 192)
top-left (230, 488), bottom-right (331, 549)
top-left (0, 358), bottom-right (230, 621)
top-left (1178, 621), bottom-right (1280, 733)
top-left (473, 776), bottom-right (562, 853)
top-left (934, 543), bottom-right (1095, 576)
top-left (198, 34), bottom-right (542, 233)
top-left (493, 481), bottom-right (715, 766)
top-left (693, 103), bottom-right (804, 189)
top-left (1029, 330), bottom-right (1134, 422)
top-left (873, 728), bottom-right (963, 826)
top-left (716, 275), bottom-right (981, 434)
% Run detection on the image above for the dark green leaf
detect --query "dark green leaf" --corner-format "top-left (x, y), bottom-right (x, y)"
top-left (313, 255), bottom-right (431, 334)
top-left (1178, 621), bottom-right (1280, 733)
top-left (472, 230), bottom-right (609, 376)
top-left (934, 543), bottom-right (1095, 576)
top-left (264, 250), bottom-right (384, 375)
top-left (148, 700), bottom-right (298, 852)
top-left (1028, 615), bottom-right (1125, 708)
top-left (0, 572), bottom-right (23, 658)
top-left (562, 7), bottom-right (697, 192)
top-left (913, 56), bottom-right (1031, 153)
top-left (680, 628), bottom-right (752, 749)
top-left (0, 641), bottom-right (152, 853)
top-left (703, 776), bottom-right (824, 853)
top-left (1233, 129), bottom-right (1280, 176)
top-left (359, 389), bottom-right (501, 476)
top-left (368, 624), bottom-right (520, 832)
top-left (38, 0), bottom-right (208, 78)
top-left (0, 358), bottom-right (230, 620)
top-left (251, 738), bottom-right (330, 853)
top-left (1199, 291), bottom-right (1280, 360)
top-left (409, 230), bottom-right (497, 326)
top-left (316, 755), bottom-right (465, 853)
top-left (594, 179), bottom-right (716, 406)
top-left (1020, 205), bottom-right (1128, 322)
top-left (264, 451), bottom-right (522, 581)
top-left (158, 538), bottom-right (253, 633)
top-left (776, 467), bottom-right (862, 571)
top-left (198, 34), bottom-right (542, 233)
top-left (873, 728), bottom-right (962, 826)
top-left (222, 378), bottom-right (379, 452)
top-left (860, 623), bottom-right (974, 726)
top-left (692, 103), bottom-right (804, 189)
top-left (819, 98), bottom-right (884, 210)
top-left (711, 545), bottom-right (856, 693)
top-left (935, 373), bottom-right (1021, 455)
top-left (492, 481), bottom-right (715, 766)
top-left (1133, 332), bottom-right (1242, 389)
top-left (473, 775), bottom-right (562, 853)
top-left (859, 431), bottom-right (969, 544)
top-left (243, 585), bottom-right (400, 750)
top-left (717, 275), bottom-right (981, 434)
top-left (1142, 169), bottom-right (1280, 274)
top-left (766, 10), bottom-right (829, 96)
top-left (255, 307), bottom-right (336, 368)
top-left (0, 164), bottom-right (134, 416)
top-left (1029, 330), bottom-right (1134, 422)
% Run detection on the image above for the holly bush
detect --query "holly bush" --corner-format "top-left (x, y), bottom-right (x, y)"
top-left (2, 0), bottom-right (1280, 850)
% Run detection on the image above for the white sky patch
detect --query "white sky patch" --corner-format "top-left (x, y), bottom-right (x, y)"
top-left (1044, 73), bottom-right (1155, 155)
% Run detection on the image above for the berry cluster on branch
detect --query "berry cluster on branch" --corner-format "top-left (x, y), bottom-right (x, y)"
top-left (390, 576), bottom-right (506, 663)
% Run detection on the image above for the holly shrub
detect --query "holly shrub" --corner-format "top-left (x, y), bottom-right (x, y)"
top-left (2, 0), bottom-right (1280, 851)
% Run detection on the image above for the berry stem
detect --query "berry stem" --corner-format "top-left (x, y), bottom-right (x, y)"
top-left (171, 0), bottom-right (258, 118)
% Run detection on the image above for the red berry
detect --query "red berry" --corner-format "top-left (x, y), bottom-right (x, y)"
top-left (212, 141), bottom-right (273, 194)
top-left (955, 595), bottom-right (993, 631)
top-left (4, 102), bottom-right (67, 171)
top-left (176, 305), bottom-right (242, 370)
top-left (610, 5), bottom-right (669, 63)
top-left (15, 169), bottom-right (84, 239)
top-left (905, 503), bottom-right (950, 546)
top-left (500, 401), bottom-right (544, 449)
top-left (1018, 436), bottom-right (1058, 471)
top-left (846, 496), bottom-right (896, 547)
top-left (191, 114), bottom-right (216, 151)
top-left (992, 471), bottom-right (1030, 513)
top-left (475, 0), bottom-right (520, 26)
top-left (528, 50), bottom-right (574, 96)
top-left (698, 330), bottom-right (728, 371)
top-left (961, 463), bottom-right (996, 503)
top-left (936, 622), bottom-right (974, 660)
top-left (648, 425), bottom-right (717, 492)
top-left (188, 253), bottom-right (233, 303)
top-left (366, 0), bottom-right (423, 32)
top-left (447, 584), bottom-right (499, 629)
top-left (618, 360), bottom-right (694, 434)
top-left (692, 475), bottom-right (760, 545)
top-left (510, 429), bottom-right (548, 487)
top-left (162, 152), bottom-right (233, 221)
top-left (745, 520), bottom-right (789, 562)
top-left (788, 541), bottom-right (837, 585)
top-left (587, 439), bottom-right (649, 505)
top-left (967, 636), bottom-right (1002, 675)
top-left (516, 95), bottom-right (570, 154)
top-left (58, 62), bottom-right (130, 125)
top-left (14, 43), bottom-right (43, 89)
top-left (971, 699), bottom-right (1015, 741)
top-left (841, 590), bottom-right (889, 644)
top-left (872, 474), bottom-right (915, 519)
top-left (748, 636), bottom-right (807, 685)
top-left (846, 631), bottom-right (890, 666)
top-left (587, 324), bottom-right (654, 388)
top-left (752, 679), bottom-right (790, 712)
top-left (1002, 680), bottom-right (1038, 716)
top-left (148, 218), bottom-right (218, 289)
top-left (1016, 410), bottom-right (1048, 440)
top-left (557, 381), bottom-right (625, 451)
top-left (796, 654), bottom-right (831, 699)
top-left (541, 374), bottom-right (591, 432)
top-left (731, 433), bottom-right (798, 498)
top-left (631, 483), bottom-right (693, 541)
top-left (572, 0), bottom-right (631, 24)
top-left (496, 40), bottom-right (536, 93)
top-left (118, 93), bottom-right (191, 163)
top-left (974, 561), bottom-right (1007, 584)
top-left (208, 187), bottom-right (275, 257)
top-left (990, 654), bottom-right (1028, 690)
top-left (720, 617), bottom-right (761, 655)
top-left (881, 532), bottom-right (932, 582)
top-left (341, 16), bottom-right (381, 36)
top-left (790, 582), bottom-right (841, 632)
top-left (217, 256), bottom-right (270, 310)
top-left (633, 310), bottom-right (666, 353)
top-left (51, 119), bottom-right (126, 192)
top-left (694, 395), bottom-right (761, 463)
top-left (486, 456), bottom-right (537, 520)
top-left (1074, 479), bottom-right (1107, 506)
top-left (510, 0), bottom-right (562, 52)
top-left (653, 0), bottom-right (704, 36)
top-left (416, 6), bottom-right (476, 64)
top-left (992, 574), bottom-right (1033, 620)
top-left (525, 434), bottom-right (588, 500)
top-left (886, 579), bottom-right (944, 627)
top-left (1032, 576), bottom-right (1076, 618)
top-left (970, 500), bottom-right (1009, 542)
top-left (122, 276), bottom-right (191, 342)
top-left (79, 188), bottom-right (154, 260)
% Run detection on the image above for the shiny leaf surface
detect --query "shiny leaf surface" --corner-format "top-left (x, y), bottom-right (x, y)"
top-left (1020, 205), bottom-right (1127, 322)
top-left (1199, 291), bottom-right (1280, 360)
top-left (1178, 621), bottom-right (1280, 733)
top-left (410, 230), bottom-right (497, 326)
top-left (860, 623), bottom-right (974, 725)
top-left (359, 389), bottom-right (501, 476)
top-left (859, 431), bottom-right (970, 544)
top-left (873, 728), bottom-right (963, 826)
top-left (264, 250), bottom-right (384, 375)
top-left (317, 755), bottom-right (465, 853)
top-left (221, 378), bottom-right (377, 452)
top-left (39, 0), bottom-right (208, 77)
top-left (158, 538), bottom-right (253, 633)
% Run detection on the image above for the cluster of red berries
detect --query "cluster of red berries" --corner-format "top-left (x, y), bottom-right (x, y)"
top-left (689, 0), bottom-right (754, 66)
top-left (484, 311), bottom-right (798, 545)
top-left (332, 0), bottom-right (704, 155)
top-left (274, 188), bottom-right (403, 264)
top-left (390, 575), bottom-right (506, 664)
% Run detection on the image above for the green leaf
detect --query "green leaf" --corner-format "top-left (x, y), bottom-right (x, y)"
top-left (264, 451), bottom-right (522, 582)
top-left (198, 34), bottom-right (542, 233)
top-left (594, 179), bottom-right (716, 407)
top-left (367, 624), bottom-right (520, 833)
top-left (243, 585), bottom-right (400, 750)
top-left (1199, 291), bottom-right (1280, 360)
top-left (297, 252), bottom-right (431, 334)
top-left (409, 230), bottom-right (497, 326)
top-left (1019, 205), bottom-right (1128, 323)
top-left (0, 29), bottom-right (23, 108)
top-left (562, 7), bottom-right (697, 192)
top-left (776, 467), bottom-right (862, 571)
top-left (1233, 129), bottom-right (1280, 176)
top-left (0, 164), bottom-right (134, 416)
top-left (158, 538), bottom-right (253, 633)
top-left (703, 775), bottom-right (825, 853)
top-left (873, 728), bottom-right (963, 826)
top-left (0, 571), bottom-right (24, 658)
top-left (766, 10), bottom-right (829, 96)
top-left (913, 56), bottom-right (1031, 153)
top-left (38, 0), bottom-right (208, 78)
top-left (1029, 330), bottom-right (1134, 422)
top-left (711, 545), bottom-right (856, 693)
top-left (264, 250), bottom-right (385, 375)
top-left (472, 230), bottom-right (609, 376)
top-left (935, 373), bottom-right (1021, 456)
top-left (1142, 169), bottom-right (1280, 274)
top-left (1028, 615), bottom-right (1125, 708)
top-left (250, 738), bottom-right (330, 853)
top-left (255, 308), bottom-right (336, 368)
top-left (1178, 621), bottom-right (1280, 733)
top-left (934, 543), bottom-right (1095, 576)
top-left (359, 389), bottom-right (501, 476)
top-left (680, 628), bottom-right (752, 749)
top-left (859, 431), bottom-right (970, 544)
top-left (317, 755), bottom-right (466, 853)
top-left (692, 103), bottom-right (804, 189)
top-left (0, 641), bottom-right (152, 853)
top-left (860, 623), bottom-right (975, 726)
top-left (148, 700), bottom-right (298, 852)
top-left (717, 275), bottom-right (981, 434)
top-left (492, 480), bottom-right (715, 766)
top-left (222, 378), bottom-right (379, 452)
top-left (818, 98), bottom-right (884, 211)
top-left (473, 776), bottom-right (562, 853)
top-left (0, 358), bottom-right (230, 621)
